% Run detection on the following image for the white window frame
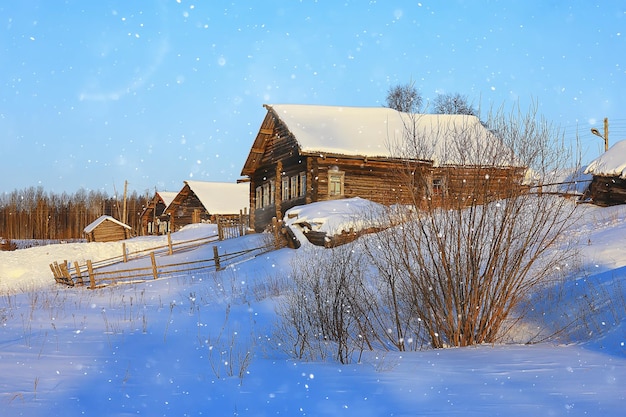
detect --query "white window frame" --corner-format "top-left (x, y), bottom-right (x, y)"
top-left (328, 170), bottom-right (345, 197)
top-left (255, 186), bottom-right (263, 209)
top-left (290, 176), bottom-right (299, 199)
top-left (299, 172), bottom-right (307, 197)
top-left (262, 183), bottom-right (270, 207)
top-left (281, 177), bottom-right (289, 201)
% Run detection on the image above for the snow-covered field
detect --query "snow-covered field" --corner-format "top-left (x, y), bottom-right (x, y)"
top-left (1, 200), bottom-right (625, 416)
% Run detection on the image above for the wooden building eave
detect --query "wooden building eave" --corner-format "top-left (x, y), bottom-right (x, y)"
top-left (241, 108), bottom-right (281, 177)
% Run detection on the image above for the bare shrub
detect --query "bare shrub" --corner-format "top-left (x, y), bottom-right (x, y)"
top-left (274, 245), bottom-right (372, 364)
top-left (364, 102), bottom-right (581, 348)
top-left (0, 238), bottom-right (17, 251)
top-left (206, 304), bottom-right (255, 383)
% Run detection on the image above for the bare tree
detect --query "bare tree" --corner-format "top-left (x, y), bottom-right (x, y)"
top-left (432, 92), bottom-right (477, 116)
top-left (385, 82), bottom-right (423, 113)
top-left (365, 102), bottom-right (580, 348)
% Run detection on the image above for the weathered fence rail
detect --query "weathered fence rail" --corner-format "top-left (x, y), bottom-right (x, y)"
top-left (83, 233), bottom-right (221, 272)
top-left (52, 245), bottom-right (268, 289)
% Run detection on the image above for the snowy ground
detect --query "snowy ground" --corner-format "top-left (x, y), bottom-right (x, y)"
top-left (1, 200), bottom-right (625, 416)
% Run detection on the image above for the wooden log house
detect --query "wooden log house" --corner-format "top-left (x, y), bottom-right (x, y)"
top-left (164, 180), bottom-right (249, 232)
top-left (84, 215), bottom-right (132, 243)
top-left (240, 104), bottom-right (526, 232)
top-left (584, 139), bottom-right (626, 206)
top-left (139, 191), bottom-right (178, 236)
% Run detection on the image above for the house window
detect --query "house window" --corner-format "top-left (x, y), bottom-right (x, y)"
top-left (280, 172), bottom-right (307, 200)
top-left (255, 186), bottom-right (262, 209)
top-left (328, 170), bottom-right (345, 197)
top-left (282, 177), bottom-right (289, 200)
top-left (290, 175), bottom-right (299, 199)
top-left (299, 172), bottom-right (307, 197)
top-left (262, 183), bottom-right (270, 207)
top-left (431, 177), bottom-right (446, 196)
top-left (257, 180), bottom-right (276, 208)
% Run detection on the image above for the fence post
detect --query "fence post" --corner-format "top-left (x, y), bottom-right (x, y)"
top-left (52, 262), bottom-right (63, 283)
top-left (87, 260), bottom-right (96, 289)
top-left (213, 245), bottom-right (221, 271)
top-left (217, 215), bottom-right (224, 241)
top-left (167, 232), bottom-right (173, 255)
top-left (60, 261), bottom-right (74, 286)
top-left (272, 217), bottom-right (282, 249)
top-left (150, 252), bottom-right (158, 279)
top-left (122, 242), bottom-right (128, 263)
top-left (49, 263), bottom-right (60, 283)
top-left (74, 261), bottom-right (84, 286)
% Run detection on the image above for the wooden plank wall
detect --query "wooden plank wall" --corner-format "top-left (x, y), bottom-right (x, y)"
top-left (90, 221), bottom-right (129, 242)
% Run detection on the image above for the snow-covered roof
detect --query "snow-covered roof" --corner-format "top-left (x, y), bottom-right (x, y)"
top-left (584, 140), bottom-right (626, 179)
top-left (184, 180), bottom-right (249, 214)
top-left (83, 215), bottom-right (131, 233)
top-left (157, 191), bottom-right (178, 209)
top-left (266, 104), bottom-right (517, 167)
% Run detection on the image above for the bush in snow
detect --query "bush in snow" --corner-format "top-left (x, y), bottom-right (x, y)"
top-left (364, 102), bottom-right (581, 348)
top-left (274, 245), bottom-right (373, 364)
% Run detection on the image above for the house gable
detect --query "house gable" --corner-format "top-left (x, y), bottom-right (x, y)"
top-left (165, 181), bottom-right (249, 231)
top-left (140, 191), bottom-right (178, 235)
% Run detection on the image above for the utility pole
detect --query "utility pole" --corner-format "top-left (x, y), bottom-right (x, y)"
top-left (122, 180), bottom-right (128, 225)
top-left (591, 117), bottom-right (609, 152)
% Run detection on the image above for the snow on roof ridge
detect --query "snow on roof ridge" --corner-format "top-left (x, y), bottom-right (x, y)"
top-left (83, 215), bottom-right (131, 233)
top-left (584, 139), bottom-right (626, 179)
top-left (264, 104), bottom-right (512, 167)
top-left (182, 180), bottom-right (249, 214)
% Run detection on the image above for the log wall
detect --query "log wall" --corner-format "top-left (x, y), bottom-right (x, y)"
top-left (86, 221), bottom-right (130, 243)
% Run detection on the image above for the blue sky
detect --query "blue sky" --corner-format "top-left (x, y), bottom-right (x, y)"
top-left (1, 0), bottom-right (625, 194)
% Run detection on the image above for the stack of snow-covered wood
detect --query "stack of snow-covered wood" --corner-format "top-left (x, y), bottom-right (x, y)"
top-left (584, 140), bottom-right (626, 206)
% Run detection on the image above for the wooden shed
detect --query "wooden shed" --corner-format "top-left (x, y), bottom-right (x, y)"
top-left (84, 215), bottom-right (132, 243)
top-left (164, 181), bottom-right (249, 232)
top-left (584, 140), bottom-right (626, 206)
top-left (240, 104), bottom-right (525, 232)
top-left (139, 191), bottom-right (178, 236)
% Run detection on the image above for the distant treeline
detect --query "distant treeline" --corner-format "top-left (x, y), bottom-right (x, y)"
top-left (0, 186), bottom-right (146, 240)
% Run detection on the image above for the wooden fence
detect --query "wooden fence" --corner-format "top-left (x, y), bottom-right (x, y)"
top-left (51, 244), bottom-right (269, 289)
top-left (50, 225), bottom-right (271, 289)
top-left (216, 213), bottom-right (250, 241)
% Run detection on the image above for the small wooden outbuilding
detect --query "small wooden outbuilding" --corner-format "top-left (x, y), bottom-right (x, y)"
top-left (584, 140), bottom-right (626, 206)
top-left (84, 215), bottom-right (132, 243)
top-left (164, 181), bottom-right (249, 232)
top-left (139, 191), bottom-right (178, 236)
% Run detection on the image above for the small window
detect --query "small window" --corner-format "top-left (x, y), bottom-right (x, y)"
top-left (290, 176), bottom-right (299, 199)
top-left (282, 177), bottom-right (289, 200)
top-left (328, 170), bottom-right (345, 197)
top-left (431, 177), bottom-right (445, 196)
top-left (270, 181), bottom-right (275, 205)
top-left (299, 172), bottom-right (307, 197)
top-left (262, 183), bottom-right (270, 207)
top-left (255, 186), bottom-right (263, 209)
